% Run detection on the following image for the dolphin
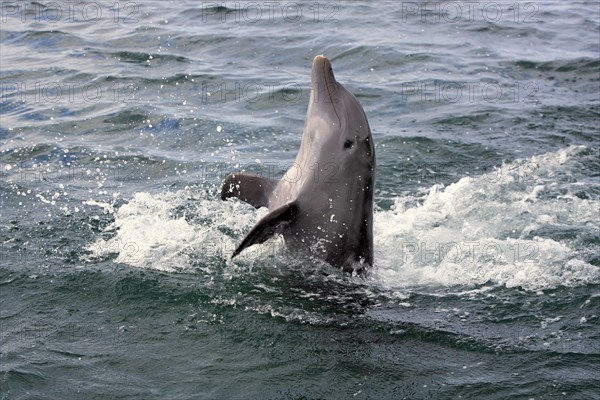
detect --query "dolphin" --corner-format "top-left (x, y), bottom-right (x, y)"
top-left (221, 55), bottom-right (375, 273)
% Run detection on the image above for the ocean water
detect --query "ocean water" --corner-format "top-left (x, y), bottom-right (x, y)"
top-left (1, 1), bottom-right (599, 399)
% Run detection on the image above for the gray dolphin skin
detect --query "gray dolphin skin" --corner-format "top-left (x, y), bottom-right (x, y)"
top-left (221, 55), bottom-right (375, 273)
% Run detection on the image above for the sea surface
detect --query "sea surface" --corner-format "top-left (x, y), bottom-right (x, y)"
top-left (1, 1), bottom-right (599, 399)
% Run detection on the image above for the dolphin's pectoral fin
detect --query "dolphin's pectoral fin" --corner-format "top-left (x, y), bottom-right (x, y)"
top-left (221, 173), bottom-right (278, 209)
top-left (232, 202), bottom-right (299, 258)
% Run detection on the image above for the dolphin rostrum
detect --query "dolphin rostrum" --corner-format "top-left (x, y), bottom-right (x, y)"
top-left (221, 55), bottom-right (375, 273)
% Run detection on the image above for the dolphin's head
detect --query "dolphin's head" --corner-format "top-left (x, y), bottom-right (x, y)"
top-left (301, 55), bottom-right (374, 173)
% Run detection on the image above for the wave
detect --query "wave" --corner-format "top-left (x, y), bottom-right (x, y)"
top-left (512, 57), bottom-right (600, 74)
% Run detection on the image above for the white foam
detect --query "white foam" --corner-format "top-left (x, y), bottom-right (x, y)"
top-left (87, 146), bottom-right (599, 291)
top-left (371, 145), bottom-right (600, 291)
top-left (86, 190), bottom-right (267, 271)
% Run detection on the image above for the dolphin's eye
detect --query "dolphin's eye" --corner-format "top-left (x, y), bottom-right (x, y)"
top-left (343, 139), bottom-right (354, 149)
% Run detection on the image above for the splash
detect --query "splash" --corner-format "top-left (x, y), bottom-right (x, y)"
top-left (86, 190), bottom-right (274, 271)
top-left (372, 145), bottom-right (599, 291)
top-left (87, 146), bottom-right (599, 291)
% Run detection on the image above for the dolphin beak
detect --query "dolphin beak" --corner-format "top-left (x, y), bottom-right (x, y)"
top-left (311, 55), bottom-right (341, 123)
top-left (311, 54), bottom-right (336, 88)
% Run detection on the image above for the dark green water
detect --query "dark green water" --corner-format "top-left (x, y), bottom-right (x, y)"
top-left (1, 1), bottom-right (599, 399)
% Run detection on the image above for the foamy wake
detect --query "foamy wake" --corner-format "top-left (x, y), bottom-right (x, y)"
top-left (86, 145), bottom-right (599, 291)
top-left (85, 191), bottom-right (274, 272)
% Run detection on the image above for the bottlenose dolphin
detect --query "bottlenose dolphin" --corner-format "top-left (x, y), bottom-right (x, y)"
top-left (221, 55), bottom-right (375, 273)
